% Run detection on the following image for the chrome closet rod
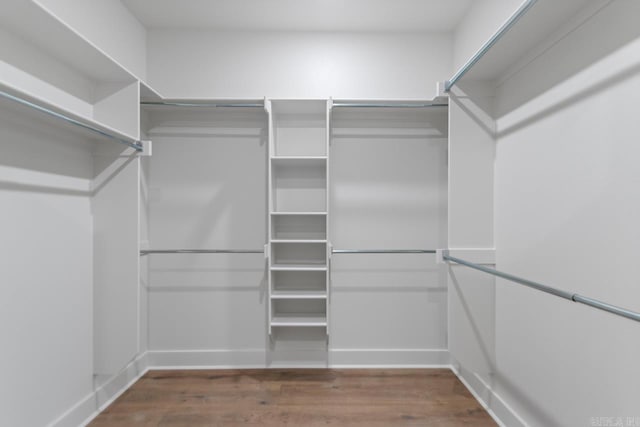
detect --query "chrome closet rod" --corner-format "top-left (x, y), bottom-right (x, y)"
top-left (443, 254), bottom-right (640, 323)
top-left (332, 249), bottom-right (437, 254)
top-left (0, 90), bottom-right (143, 151)
top-left (141, 101), bottom-right (264, 108)
top-left (332, 103), bottom-right (448, 108)
top-left (140, 249), bottom-right (264, 256)
top-left (444, 0), bottom-right (538, 91)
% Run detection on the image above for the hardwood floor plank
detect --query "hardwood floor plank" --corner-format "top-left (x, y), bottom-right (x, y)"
top-left (89, 369), bottom-right (496, 426)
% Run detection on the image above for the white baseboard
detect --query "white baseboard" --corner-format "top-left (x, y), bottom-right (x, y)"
top-left (148, 349), bottom-right (267, 369)
top-left (451, 363), bottom-right (527, 427)
top-left (147, 348), bottom-right (450, 369)
top-left (330, 348), bottom-right (450, 368)
top-left (49, 352), bottom-right (149, 427)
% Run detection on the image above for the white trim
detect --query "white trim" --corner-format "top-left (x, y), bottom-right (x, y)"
top-left (451, 363), bottom-right (528, 427)
top-left (148, 349), bottom-right (267, 368)
top-left (147, 348), bottom-right (450, 369)
top-left (330, 348), bottom-right (450, 367)
top-left (48, 352), bottom-right (149, 427)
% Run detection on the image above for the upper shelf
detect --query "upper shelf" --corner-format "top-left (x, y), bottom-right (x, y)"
top-left (0, 0), bottom-right (135, 84)
top-left (446, 0), bottom-right (593, 90)
top-left (0, 83), bottom-right (141, 150)
top-left (0, 0), bottom-right (141, 142)
top-left (141, 99), bottom-right (265, 109)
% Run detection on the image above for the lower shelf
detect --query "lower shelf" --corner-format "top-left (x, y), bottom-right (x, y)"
top-left (271, 313), bottom-right (327, 327)
top-left (271, 264), bottom-right (327, 271)
top-left (271, 290), bottom-right (327, 299)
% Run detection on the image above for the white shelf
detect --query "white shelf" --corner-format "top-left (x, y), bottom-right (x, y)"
top-left (271, 313), bottom-right (327, 327)
top-left (271, 290), bottom-right (327, 300)
top-left (0, 1), bottom-right (140, 141)
top-left (271, 212), bottom-right (327, 216)
top-left (451, 0), bottom-right (594, 86)
top-left (0, 82), bottom-right (139, 146)
top-left (271, 156), bottom-right (327, 159)
top-left (271, 239), bottom-right (327, 244)
top-left (0, 0), bottom-right (135, 84)
top-left (270, 264), bottom-right (327, 272)
top-left (271, 156), bottom-right (327, 164)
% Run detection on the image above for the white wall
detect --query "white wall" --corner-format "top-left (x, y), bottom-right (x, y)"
top-left (0, 103), bottom-right (94, 427)
top-left (34, 0), bottom-right (147, 80)
top-left (92, 145), bottom-right (140, 375)
top-left (147, 30), bottom-right (452, 99)
top-left (0, 97), bottom-right (144, 426)
top-left (452, 0), bottom-right (521, 72)
top-left (144, 109), bottom-right (268, 366)
top-left (491, 1), bottom-right (640, 425)
top-left (330, 108), bottom-right (449, 366)
top-left (448, 1), bottom-right (640, 426)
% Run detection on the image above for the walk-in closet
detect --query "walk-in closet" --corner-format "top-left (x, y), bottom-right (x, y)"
top-left (1, 0), bottom-right (639, 426)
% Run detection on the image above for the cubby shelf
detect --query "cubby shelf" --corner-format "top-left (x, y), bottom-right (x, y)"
top-left (271, 212), bottom-right (327, 216)
top-left (268, 99), bottom-right (330, 337)
top-left (270, 264), bottom-right (328, 272)
top-left (271, 290), bottom-right (327, 299)
top-left (271, 156), bottom-right (327, 165)
top-left (270, 239), bottom-right (327, 244)
top-left (271, 314), bottom-right (328, 327)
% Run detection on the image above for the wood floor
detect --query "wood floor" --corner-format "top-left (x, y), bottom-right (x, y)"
top-left (89, 369), bottom-right (497, 426)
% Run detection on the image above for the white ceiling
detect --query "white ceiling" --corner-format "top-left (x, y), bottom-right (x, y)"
top-left (122, 0), bottom-right (473, 32)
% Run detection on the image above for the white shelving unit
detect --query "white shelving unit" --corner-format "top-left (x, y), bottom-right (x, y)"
top-left (267, 100), bottom-right (330, 335)
top-left (0, 0), bottom-right (140, 145)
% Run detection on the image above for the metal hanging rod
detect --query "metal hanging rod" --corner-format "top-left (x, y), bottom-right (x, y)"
top-left (443, 254), bottom-right (640, 323)
top-left (332, 249), bottom-right (437, 254)
top-left (141, 101), bottom-right (264, 108)
top-left (332, 102), bottom-right (448, 109)
top-left (0, 89), bottom-right (143, 151)
top-left (140, 249), bottom-right (264, 256)
top-left (444, 0), bottom-right (538, 92)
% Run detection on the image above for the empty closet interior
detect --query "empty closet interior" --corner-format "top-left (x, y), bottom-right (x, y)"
top-left (1, 0), bottom-right (639, 426)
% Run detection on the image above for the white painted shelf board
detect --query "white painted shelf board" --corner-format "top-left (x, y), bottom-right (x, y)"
top-left (270, 264), bottom-right (328, 271)
top-left (270, 239), bottom-right (327, 244)
top-left (0, 81), bottom-right (139, 145)
top-left (455, 0), bottom-right (593, 84)
top-left (271, 291), bottom-right (327, 299)
top-left (271, 156), bottom-right (327, 160)
top-left (271, 314), bottom-right (328, 327)
top-left (1, 0), bottom-right (135, 83)
top-left (271, 212), bottom-right (328, 216)
top-left (272, 157), bottom-right (327, 170)
top-left (141, 98), bottom-right (265, 108)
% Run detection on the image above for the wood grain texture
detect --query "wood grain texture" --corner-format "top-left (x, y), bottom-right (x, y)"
top-left (89, 369), bottom-right (497, 426)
